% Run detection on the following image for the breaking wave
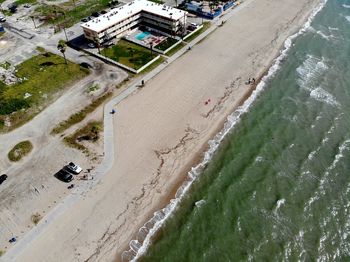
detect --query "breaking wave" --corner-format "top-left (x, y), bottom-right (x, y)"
top-left (310, 87), bottom-right (340, 107)
top-left (309, 26), bottom-right (335, 40)
top-left (296, 54), bottom-right (328, 91)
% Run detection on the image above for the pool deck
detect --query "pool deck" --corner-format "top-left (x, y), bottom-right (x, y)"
top-left (124, 28), bottom-right (168, 49)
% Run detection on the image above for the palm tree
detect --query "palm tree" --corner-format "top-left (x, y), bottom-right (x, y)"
top-left (57, 40), bottom-right (67, 65)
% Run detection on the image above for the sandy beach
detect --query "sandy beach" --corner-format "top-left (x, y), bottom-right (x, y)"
top-left (2, 0), bottom-right (322, 261)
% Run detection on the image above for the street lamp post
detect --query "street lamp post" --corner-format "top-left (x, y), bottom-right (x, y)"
top-left (62, 26), bottom-right (68, 42)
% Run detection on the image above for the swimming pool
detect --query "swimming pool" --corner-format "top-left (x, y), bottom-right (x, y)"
top-left (135, 31), bottom-right (150, 40)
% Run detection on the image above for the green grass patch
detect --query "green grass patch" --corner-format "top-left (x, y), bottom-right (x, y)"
top-left (139, 56), bottom-right (164, 75)
top-left (115, 76), bottom-right (131, 89)
top-left (154, 37), bottom-right (179, 51)
top-left (184, 22), bottom-right (211, 43)
top-left (165, 42), bottom-right (186, 56)
top-left (15, 0), bottom-right (36, 5)
top-left (64, 121), bottom-right (103, 152)
top-left (0, 61), bottom-right (11, 70)
top-left (0, 52), bottom-right (89, 133)
top-left (87, 83), bottom-right (99, 93)
top-left (8, 140), bottom-right (33, 161)
top-left (0, 250), bottom-right (4, 257)
top-left (52, 92), bottom-right (112, 134)
top-left (102, 39), bottom-right (157, 70)
top-left (36, 46), bottom-right (45, 53)
top-left (36, 0), bottom-right (110, 29)
top-left (3, 10), bottom-right (13, 16)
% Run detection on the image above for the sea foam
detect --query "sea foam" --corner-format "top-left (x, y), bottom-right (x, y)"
top-left (296, 55), bottom-right (328, 91)
top-left (310, 87), bottom-right (340, 107)
top-left (309, 26), bottom-right (335, 41)
top-left (123, 1), bottom-right (330, 261)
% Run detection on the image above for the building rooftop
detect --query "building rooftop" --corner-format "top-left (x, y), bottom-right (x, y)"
top-left (81, 0), bottom-right (187, 33)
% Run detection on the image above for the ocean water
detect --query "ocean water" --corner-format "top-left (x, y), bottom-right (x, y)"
top-left (128, 0), bottom-right (350, 261)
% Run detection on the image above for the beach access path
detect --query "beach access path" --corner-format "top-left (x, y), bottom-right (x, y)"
top-left (1, 0), bottom-right (321, 261)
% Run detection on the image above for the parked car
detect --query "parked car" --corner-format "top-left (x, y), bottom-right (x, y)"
top-left (81, 18), bottom-right (88, 22)
top-left (66, 162), bottom-right (82, 174)
top-left (91, 12), bottom-right (100, 17)
top-left (0, 16), bottom-right (6, 22)
top-left (88, 42), bottom-right (95, 48)
top-left (23, 3), bottom-right (31, 8)
top-left (80, 62), bottom-right (93, 69)
top-left (56, 169), bottom-right (73, 182)
top-left (0, 174), bottom-right (7, 185)
top-left (8, 3), bottom-right (18, 13)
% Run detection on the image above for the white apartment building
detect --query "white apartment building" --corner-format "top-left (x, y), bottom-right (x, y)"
top-left (81, 0), bottom-right (187, 43)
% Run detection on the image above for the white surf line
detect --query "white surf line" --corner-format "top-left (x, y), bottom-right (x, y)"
top-left (0, 5), bottom-right (238, 261)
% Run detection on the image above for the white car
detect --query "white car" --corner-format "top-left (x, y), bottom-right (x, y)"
top-left (66, 162), bottom-right (82, 174)
top-left (0, 17), bottom-right (6, 22)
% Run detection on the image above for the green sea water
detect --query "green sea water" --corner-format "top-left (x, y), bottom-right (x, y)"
top-left (136, 0), bottom-right (350, 261)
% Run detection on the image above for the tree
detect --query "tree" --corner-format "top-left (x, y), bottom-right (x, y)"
top-left (57, 40), bottom-right (67, 65)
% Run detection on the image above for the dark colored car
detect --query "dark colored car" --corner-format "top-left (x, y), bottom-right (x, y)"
top-left (101, 10), bottom-right (107, 14)
top-left (91, 12), bottom-right (100, 17)
top-left (8, 3), bottom-right (17, 13)
top-left (80, 62), bottom-right (93, 69)
top-left (56, 169), bottom-right (73, 183)
top-left (0, 174), bottom-right (8, 185)
top-left (81, 18), bottom-right (88, 22)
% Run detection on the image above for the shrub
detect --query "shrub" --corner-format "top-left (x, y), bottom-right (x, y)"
top-left (8, 140), bottom-right (33, 162)
top-left (31, 212), bottom-right (42, 225)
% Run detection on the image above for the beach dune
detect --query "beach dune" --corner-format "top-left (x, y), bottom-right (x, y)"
top-left (6, 0), bottom-right (321, 261)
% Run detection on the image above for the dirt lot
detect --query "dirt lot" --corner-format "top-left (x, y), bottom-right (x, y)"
top-left (0, 61), bottom-right (128, 252)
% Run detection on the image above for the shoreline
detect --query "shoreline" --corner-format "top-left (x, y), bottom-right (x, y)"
top-left (122, 0), bottom-right (327, 260)
top-left (118, 72), bottom-right (265, 261)
top-left (2, 0), bottom-right (325, 261)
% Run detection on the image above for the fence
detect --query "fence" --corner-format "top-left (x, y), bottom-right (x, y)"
top-left (183, 24), bottom-right (204, 41)
top-left (82, 48), bottom-right (160, 74)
